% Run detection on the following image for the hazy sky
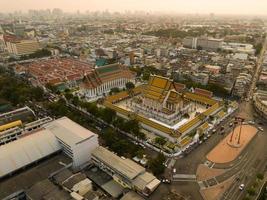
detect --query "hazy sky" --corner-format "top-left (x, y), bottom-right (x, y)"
top-left (1, 0), bottom-right (267, 15)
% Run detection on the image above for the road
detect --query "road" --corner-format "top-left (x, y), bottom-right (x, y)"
top-left (247, 36), bottom-right (267, 98)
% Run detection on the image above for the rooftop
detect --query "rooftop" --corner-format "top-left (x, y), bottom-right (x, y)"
top-left (24, 58), bottom-right (93, 86)
top-left (44, 117), bottom-right (97, 146)
top-left (92, 146), bottom-right (145, 180)
top-left (0, 129), bottom-right (61, 179)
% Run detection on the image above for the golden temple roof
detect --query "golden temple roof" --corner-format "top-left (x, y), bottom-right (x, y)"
top-left (143, 75), bottom-right (174, 102)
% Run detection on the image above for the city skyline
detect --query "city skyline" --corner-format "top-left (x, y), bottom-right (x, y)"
top-left (1, 0), bottom-right (267, 16)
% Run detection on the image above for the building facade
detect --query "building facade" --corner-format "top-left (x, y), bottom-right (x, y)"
top-left (253, 90), bottom-right (267, 119)
top-left (91, 146), bottom-right (160, 196)
top-left (6, 39), bottom-right (40, 56)
top-left (44, 117), bottom-right (99, 169)
top-left (183, 37), bottom-right (223, 51)
top-left (80, 63), bottom-right (135, 101)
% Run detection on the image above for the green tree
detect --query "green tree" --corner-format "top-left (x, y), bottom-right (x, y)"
top-left (255, 43), bottom-right (263, 55)
top-left (125, 82), bottom-right (135, 90)
top-left (148, 153), bottom-right (166, 175)
top-left (154, 137), bottom-right (167, 146)
top-left (256, 173), bottom-right (264, 180)
top-left (247, 188), bottom-right (256, 196)
top-left (31, 87), bottom-right (44, 101)
top-left (109, 87), bottom-right (120, 95)
top-left (100, 107), bottom-right (117, 124)
top-left (142, 71), bottom-right (150, 81)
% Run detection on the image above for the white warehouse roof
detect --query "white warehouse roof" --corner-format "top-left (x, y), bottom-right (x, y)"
top-left (44, 117), bottom-right (97, 147)
top-left (0, 129), bottom-right (61, 178)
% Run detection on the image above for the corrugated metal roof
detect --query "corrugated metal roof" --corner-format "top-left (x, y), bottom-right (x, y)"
top-left (0, 129), bottom-right (61, 178)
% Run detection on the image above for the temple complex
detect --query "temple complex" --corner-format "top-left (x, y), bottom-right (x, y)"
top-left (104, 75), bottom-right (224, 145)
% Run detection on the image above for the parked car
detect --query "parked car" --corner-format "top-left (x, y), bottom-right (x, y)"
top-left (248, 121), bottom-right (255, 125)
top-left (239, 184), bottom-right (245, 191)
top-left (258, 127), bottom-right (264, 132)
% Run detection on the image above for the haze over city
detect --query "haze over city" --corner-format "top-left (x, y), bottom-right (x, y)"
top-left (0, 0), bottom-right (267, 200)
top-left (1, 0), bottom-right (267, 15)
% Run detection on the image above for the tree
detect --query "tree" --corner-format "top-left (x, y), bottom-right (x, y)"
top-left (256, 173), bottom-right (264, 180)
top-left (45, 83), bottom-right (58, 93)
top-left (154, 137), bottom-right (167, 146)
top-left (255, 43), bottom-right (263, 55)
top-left (72, 96), bottom-right (80, 106)
top-left (197, 46), bottom-right (203, 50)
top-left (148, 153), bottom-right (166, 175)
top-left (100, 107), bottom-right (117, 124)
top-left (101, 128), bottom-right (142, 157)
top-left (125, 82), bottom-right (135, 90)
top-left (31, 86), bottom-right (44, 101)
top-left (142, 71), bottom-right (150, 81)
top-left (247, 188), bottom-right (256, 196)
top-left (109, 87), bottom-right (120, 95)
top-left (136, 149), bottom-right (145, 159)
top-left (113, 116), bottom-right (126, 129)
top-left (65, 92), bottom-right (74, 101)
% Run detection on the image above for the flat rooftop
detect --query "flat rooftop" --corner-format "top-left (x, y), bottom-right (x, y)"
top-left (92, 146), bottom-right (145, 180)
top-left (44, 117), bottom-right (97, 146)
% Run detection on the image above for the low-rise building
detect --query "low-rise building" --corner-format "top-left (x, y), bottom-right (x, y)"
top-left (190, 72), bottom-right (209, 85)
top-left (91, 146), bottom-right (160, 196)
top-left (253, 90), bottom-right (267, 119)
top-left (0, 116), bottom-right (99, 178)
top-left (233, 73), bottom-right (252, 97)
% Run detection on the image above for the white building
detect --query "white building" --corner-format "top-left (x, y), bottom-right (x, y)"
top-left (183, 37), bottom-right (223, 50)
top-left (44, 117), bottom-right (99, 169)
top-left (0, 117), bottom-right (99, 178)
top-left (80, 63), bottom-right (135, 101)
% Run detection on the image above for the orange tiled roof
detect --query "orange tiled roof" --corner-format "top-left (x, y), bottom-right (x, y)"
top-left (194, 88), bottom-right (213, 98)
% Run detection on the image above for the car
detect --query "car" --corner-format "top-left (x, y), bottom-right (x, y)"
top-left (248, 121), bottom-right (255, 125)
top-left (239, 184), bottom-right (245, 191)
top-left (212, 129), bottom-right (216, 134)
top-left (258, 127), bottom-right (264, 132)
top-left (229, 123), bottom-right (233, 127)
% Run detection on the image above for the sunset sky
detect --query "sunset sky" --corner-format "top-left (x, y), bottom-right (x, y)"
top-left (1, 0), bottom-right (267, 15)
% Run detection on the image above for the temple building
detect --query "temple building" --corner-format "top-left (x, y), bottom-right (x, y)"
top-left (128, 76), bottom-right (193, 125)
top-left (79, 63), bottom-right (135, 101)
